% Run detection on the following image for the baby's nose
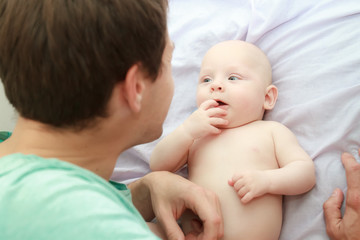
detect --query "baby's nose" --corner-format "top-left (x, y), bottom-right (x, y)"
top-left (211, 82), bottom-right (224, 92)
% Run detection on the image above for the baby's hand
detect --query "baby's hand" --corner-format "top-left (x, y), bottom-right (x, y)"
top-left (183, 99), bottom-right (228, 140)
top-left (228, 171), bottom-right (270, 204)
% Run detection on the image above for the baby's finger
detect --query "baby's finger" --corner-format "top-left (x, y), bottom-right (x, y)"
top-left (237, 186), bottom-right (249, 199)
top-left (199, 99), bottom-right (218, 110)
top-left (208, 126), bottom-right (221, 135)
top-left (209, 118), bottom-right (228, 127)
top-left (241, 192), bottom-right (254, 204)
top-left (229, 174), bottom-right (243, 186)
top-left (233, 179), bottom-right (244, 191)
top-left (206, 108), bottom-right (227, 117)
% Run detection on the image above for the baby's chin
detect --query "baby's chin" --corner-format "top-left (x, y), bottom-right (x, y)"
top-left (217, 120), bottom-right (253, 129)
top-left (216, 124), bottom-right (237, 130)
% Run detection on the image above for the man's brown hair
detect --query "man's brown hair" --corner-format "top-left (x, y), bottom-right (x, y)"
top-left (0, 0), bottom-right (168, 129)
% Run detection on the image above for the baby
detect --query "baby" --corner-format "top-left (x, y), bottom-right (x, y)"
top-left (150, 40), bottom-right (316, 240)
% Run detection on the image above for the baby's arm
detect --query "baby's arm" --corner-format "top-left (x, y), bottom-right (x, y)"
top-left (150, 99), bottom-right (228, 172)
top-left (229, 122), bottom-right (315, 203)
top-left (266, 122), bottom-right (316, 195)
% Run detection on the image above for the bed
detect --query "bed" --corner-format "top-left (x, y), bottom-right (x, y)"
top-left (116, 0), bottom-right (359, 239)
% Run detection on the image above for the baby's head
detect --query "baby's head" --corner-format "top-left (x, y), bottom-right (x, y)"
top-left (196, 40), bottom-right (278, 128)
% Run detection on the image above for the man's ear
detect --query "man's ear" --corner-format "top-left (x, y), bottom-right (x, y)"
top-left (263, 85), bottom-right (278, 110)
top-left (123, 64), bottom-right (146, 113)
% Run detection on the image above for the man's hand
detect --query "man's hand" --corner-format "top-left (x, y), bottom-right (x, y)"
top-left (133, 171), bottom-right (224, 240)
top-left (323, 150), bottom-right (360, 240)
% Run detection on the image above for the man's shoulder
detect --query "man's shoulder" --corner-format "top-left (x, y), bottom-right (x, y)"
top-left (0, 153), bottom-right (127, 204)
top-left (0, 154), bottom-right (158, 240)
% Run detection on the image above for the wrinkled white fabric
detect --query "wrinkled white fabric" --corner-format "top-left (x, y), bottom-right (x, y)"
top-left (112, 0), bottom-right (360, 239)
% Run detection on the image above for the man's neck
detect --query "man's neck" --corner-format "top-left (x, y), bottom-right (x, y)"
top-left (0, 117), bottom-right (126, 180)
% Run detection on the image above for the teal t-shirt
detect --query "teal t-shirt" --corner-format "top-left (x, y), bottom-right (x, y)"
top-left (0, 153), bottom-right (160, 240)
top-left (0, 131), bottom-right (11, 143)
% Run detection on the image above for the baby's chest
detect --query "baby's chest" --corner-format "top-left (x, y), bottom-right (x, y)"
top-left (188, 130), bottom-right (278, 176)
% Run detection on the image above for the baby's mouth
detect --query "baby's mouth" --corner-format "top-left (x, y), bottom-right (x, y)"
top-left (216, 100), bottom-right (227, 106)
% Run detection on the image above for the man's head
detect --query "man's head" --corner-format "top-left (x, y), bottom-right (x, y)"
top-left (196, 40), bottom-right (277, 128)
top-left (0, 0), bottom-right (168, 130)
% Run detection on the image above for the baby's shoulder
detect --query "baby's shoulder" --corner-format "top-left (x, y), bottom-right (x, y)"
top-left (250, 120), bottom-right (286, 129)
top-left (261, 120), bottom-right (286, 127)
top-left (260, 121), bottom-right (297, 140)
top-left (255, 120), bottom-right (292, 133)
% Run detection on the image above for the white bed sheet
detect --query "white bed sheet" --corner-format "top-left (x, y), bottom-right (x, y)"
top-left (112, 0), bottom-right (360, 239)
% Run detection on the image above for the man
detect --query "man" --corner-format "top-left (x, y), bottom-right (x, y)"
top-left (324, 150), bottom-right (360, 240)
top-left (0, 0), bottom-right (223, 239)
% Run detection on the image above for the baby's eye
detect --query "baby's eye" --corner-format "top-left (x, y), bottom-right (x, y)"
top-left (203, 78), bottom-right (212, 83)
top-left (228, 76), bottom-right (240, 81)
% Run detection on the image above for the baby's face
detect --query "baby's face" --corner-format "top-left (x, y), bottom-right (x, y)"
top-left (196, 40), bottom-right (272, 128)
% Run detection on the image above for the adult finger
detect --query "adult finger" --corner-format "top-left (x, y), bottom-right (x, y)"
top-left (323, 188), bottom-right (344, 238)
top-left (341, 151), bottom-right (360, 210)
top-left (198, 206), bottom-right (224, 240)
top-left (188, 189), bottom-right (224, 240)
top-left (158, 211), bottom-right (185, 240)
top-left (342, 152), bottom-right (360, 190)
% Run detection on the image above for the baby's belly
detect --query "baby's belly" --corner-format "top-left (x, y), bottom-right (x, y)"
top-left (189, 165), bottom-right (282, 240)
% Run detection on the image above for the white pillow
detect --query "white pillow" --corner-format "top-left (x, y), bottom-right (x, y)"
top-left (112, 0), bottom-right (360, 239)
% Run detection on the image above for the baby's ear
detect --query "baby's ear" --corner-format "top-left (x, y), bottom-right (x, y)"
top-left (264, 85), bottom-right (278, 110)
